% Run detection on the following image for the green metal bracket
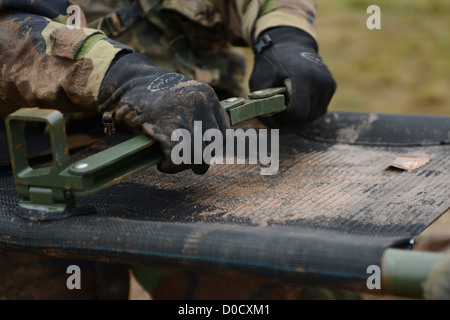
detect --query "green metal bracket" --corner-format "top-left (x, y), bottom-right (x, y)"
top-left (6, 108), bottom-right (164, 212)
top-left (5, 87), bottom-right (287, 213)
top-left (6, 108), bottom-right (73, 212)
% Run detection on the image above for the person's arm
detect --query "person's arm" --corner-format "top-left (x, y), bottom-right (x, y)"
top-left (0, 1), bottom-right (230, 175)
top-left (0, 0), bottom-right (130, 115)
top-left (219, 0), bottom-right (336, 124)
top-left (218, 0), bottom-right (317, 46)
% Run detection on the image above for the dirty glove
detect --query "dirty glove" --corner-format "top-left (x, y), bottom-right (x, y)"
top-left (98, 53), bottom-right (230, 174)
top-left (250, 27), bottom-right (337, 125)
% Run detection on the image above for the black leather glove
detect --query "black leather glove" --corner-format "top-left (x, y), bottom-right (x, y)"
top-left (98, 53), bottom-right (230, 174)
top-left (250, 27), bottom-right (337, 125)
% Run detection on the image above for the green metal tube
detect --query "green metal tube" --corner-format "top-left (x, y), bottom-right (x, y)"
top-left (381, 248), bottom-right (444, 298)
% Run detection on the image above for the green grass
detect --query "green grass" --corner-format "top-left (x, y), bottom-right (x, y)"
top-left (315, 0), bottom-right (450, 115)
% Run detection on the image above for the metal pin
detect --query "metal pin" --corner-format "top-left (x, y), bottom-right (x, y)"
top-left (102, 111), bottom-right (116, 136)
top-left (64, 190), bottom-right (73, 200)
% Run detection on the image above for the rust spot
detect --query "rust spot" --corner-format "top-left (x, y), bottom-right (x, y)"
top-left (200, 209), bottom-right (223, 216)
top-left (111, 176), bottom-right (127, 186)
top-left (32, 109), bottom-right (54, 115)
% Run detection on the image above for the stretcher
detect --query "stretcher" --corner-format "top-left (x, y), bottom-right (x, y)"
top-left (0, 89), bottom-right (449, 299)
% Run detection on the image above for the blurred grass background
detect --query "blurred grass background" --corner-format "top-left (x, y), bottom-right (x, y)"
top-left (314, 0), bottom-right (450, 115)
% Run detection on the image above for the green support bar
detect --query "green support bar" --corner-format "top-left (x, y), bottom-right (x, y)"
top-left (5, 87), bottom-right (287, 213)
top-left (381, 248), bottom-right (445, 298)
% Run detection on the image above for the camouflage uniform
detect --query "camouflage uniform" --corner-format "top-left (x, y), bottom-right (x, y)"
top-left (0, 0), bottom-right (318, 115)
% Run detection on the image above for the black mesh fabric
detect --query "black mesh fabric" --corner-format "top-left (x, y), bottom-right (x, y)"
top-left (0, 112), bottom-right (449, 291)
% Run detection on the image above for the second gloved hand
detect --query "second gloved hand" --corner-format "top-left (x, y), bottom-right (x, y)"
top-left (98, 53), bottom-right (230, 174)
top-left (250, 27), bottom-right (337, 125)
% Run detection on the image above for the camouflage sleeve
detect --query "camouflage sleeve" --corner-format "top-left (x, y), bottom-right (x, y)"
top-left (218, 0), bottom-right (317, 45)
top-left (0, 0), bottom-right (131, 116)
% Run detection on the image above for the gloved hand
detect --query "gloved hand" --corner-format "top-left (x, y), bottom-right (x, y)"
top-left (250, 27), bottom-right (337, 125)
top-left (98, 53), bottom-right (230, 174)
